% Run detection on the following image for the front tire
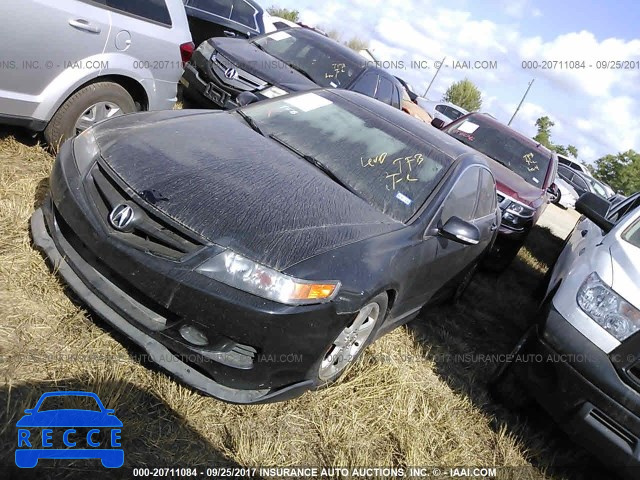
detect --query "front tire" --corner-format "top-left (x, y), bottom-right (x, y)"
top-left (314, 292), bottom-right (388, 386)
top-left (44, 82), bottom-right (137, 150)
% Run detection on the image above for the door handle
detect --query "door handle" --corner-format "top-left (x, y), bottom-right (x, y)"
top-left (223, 30), bottom-right (237, 37)
top-left (69, 19), bottom-right (101, 34)
top-left (490, 223), bottom-right (498, 232)
top-left (581, 229), bottom-right (588, 237)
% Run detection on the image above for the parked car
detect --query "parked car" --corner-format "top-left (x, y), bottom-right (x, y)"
top-left (432, 113), bottom-right (559, 270)
top-left (400, 88), bottom-right (433, 123)
top-left (557, 153), bottom-right (592, 177)
top-left (32, 89), bottom-right (500, 404)
top-left (0, 0), bottom-right (193, 148)
top-left (395, 77), bottom-right (419, 103)
top-left (417, 99), bottom-right (468, 125)
top-left (552, 177), bottom-right (579, 209)
top-left (183, 0), bottom-right (267, 47)
top-left (558, 164), bottom-right (611, 199)
top-left (181, 28), bottom-right (406, 111)
top-left (493, 191), bottom-right (640, 479)
top-left (264, 14), bottom-right (300, 32)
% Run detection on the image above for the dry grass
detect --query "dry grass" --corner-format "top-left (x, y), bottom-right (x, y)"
top-left (0, 127), bottom-right (608, 479)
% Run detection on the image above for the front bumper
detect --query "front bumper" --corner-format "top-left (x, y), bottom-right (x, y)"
top-left (181, 63), bottom-right (238, 110)
top-left (514, 305), bottom-right (640, 475)
top-left (31, 141), bottom-right (352, 404)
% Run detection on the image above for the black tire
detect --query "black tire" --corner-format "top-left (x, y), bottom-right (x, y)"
top-left (551, 189), bottom-right (561, 205)
top-left (312, 292), bottom-right (388, 388)
top-left (44, 82), bottom-right (137, 151)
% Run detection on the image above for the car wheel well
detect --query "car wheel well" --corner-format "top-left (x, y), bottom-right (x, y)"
top-left (66, 75), bottom-right (149, 112)
top-left (385, 289), bottom-right (397, 316)
top-left (97, 75), bottom-right (149, 111)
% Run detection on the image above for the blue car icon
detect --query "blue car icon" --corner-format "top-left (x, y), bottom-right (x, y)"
top-left (15, 391), bottom-right (123, 468)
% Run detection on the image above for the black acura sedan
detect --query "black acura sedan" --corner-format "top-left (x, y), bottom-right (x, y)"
top-left (181, 27), bottom-right (406, 111)
top-left (32, 89), bottom-right (500, 404)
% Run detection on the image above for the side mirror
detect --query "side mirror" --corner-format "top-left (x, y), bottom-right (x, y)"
top-left (105, 409), bottom-right (115, 415)
top-left (438, 216), bottom-right (481, 245)
top-left (575, 192), bottom-right (614, 233)
top-left (547, 183), bottom-right (560, 202)
top-left (236, 92), bottom-right (259, 107)
top-left (24, 408), bottom-right (34, 414)
top-left (431, 118), bottom-right (446, 129)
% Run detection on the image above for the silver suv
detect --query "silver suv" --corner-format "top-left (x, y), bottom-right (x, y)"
top-left (0, 0), bottom-right (193, 147)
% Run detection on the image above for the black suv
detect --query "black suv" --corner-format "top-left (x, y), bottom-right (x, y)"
top-left (183, 0), bottom-right (268, 47)
top-left (181, 28), bottom-right (405, 110)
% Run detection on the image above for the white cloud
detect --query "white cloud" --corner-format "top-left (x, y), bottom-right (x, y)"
top-left (278, 0), bottom-right (639, 159)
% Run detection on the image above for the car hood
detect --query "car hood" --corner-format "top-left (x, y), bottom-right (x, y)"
top-left (92, 111), bottom-right (402, 271)
top-left (16, 411), bottom-right (122, 428)
top-left (485, 157), bottom-right (545, 207)
top-left (211, 38), bottom-right (318, 92)
top-left (609, 240), bottom-right (640, 311)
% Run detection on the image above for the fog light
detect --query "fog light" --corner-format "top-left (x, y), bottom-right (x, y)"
top-left (179, 325), bottom-right (209, 346)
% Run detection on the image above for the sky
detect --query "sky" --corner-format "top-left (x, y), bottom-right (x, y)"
top-left (270, 0), bottom-right (640, 164)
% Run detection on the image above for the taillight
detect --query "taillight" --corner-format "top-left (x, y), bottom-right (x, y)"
top-left (180, 42), bottom-right (195, 65)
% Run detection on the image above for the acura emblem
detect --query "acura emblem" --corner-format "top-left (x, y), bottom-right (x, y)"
top-left (109, 204), bottom-right (135, 231)
top-left (224, 67), bottom-right (237, 79)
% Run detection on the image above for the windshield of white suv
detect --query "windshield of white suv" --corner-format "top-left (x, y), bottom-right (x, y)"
top-left (623, 217), bottom-right (640, 249)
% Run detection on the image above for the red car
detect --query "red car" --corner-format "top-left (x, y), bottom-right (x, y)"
top-left (432, 113), bottom-right (559, 270)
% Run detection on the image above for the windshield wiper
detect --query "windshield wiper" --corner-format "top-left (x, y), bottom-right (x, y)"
top-left (269, 134), bottom-right (353, 192)
top-left (237, 110), bottom-right (264, 136)
top-left (285, 62), bottom-right (317, 84)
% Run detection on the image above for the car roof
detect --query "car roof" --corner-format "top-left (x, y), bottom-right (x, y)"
top-left (419, 99), bottom-right (468, 112)
top-left (325, 89), bottom-right (489, 163)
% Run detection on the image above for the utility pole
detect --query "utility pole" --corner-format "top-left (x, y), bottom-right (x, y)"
top-left (423, 56), bottom-right (446, 98)
top-left (508, 78), bottom-right (535, 126)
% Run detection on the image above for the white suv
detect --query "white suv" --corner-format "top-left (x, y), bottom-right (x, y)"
top-left (0, 0), bottom-right (193, 147)
top-left (496, 192), bottom-right (640, 478)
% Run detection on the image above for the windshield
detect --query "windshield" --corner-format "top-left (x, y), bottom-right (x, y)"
top-left (444, 114), bottom-right (552, 188)
top-left (239, 92), bottom-right (452, 222)
top-left (253, 30), bottom-right (365, 88)
top-left (623, 217), bottom-right (640, 249)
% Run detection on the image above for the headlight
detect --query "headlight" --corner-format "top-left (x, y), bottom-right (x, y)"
top-left (196, 251), bottom-right (340, 305)
top-left (260, 86), bottom-right (287, 99)
top-left (506, 201), bottom-right (535, 217)
top-left (197, 40), bottom-right (216, 61)
top-left (73, 128), bottom-right (100, 174)
top-left (577, 272), bottom-right (640, 342)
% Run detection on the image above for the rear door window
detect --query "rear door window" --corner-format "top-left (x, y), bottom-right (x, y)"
top-left (375, 77), bottom-right (394, 105)
top-left (187, 0), bottom-right (233, 17)
top-left (351, 72), bottom-right (379, 97)
top-left (230, 0), bottom-right (258, 30)
top-left (104, 0), bottom-right (172, 26)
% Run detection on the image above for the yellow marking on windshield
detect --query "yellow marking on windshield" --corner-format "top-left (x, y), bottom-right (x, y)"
top-left (383, 154), bottom-right (425, 190)
top-left (361, 152), bottom-right (388, 167)
top-left (325, 63), bottom-right (347, 79)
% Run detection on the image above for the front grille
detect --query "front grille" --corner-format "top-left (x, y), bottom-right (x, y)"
top-left (86, 162), bottom-right (205, 260)
top-left (211, 53), bottom-right (266, 91)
